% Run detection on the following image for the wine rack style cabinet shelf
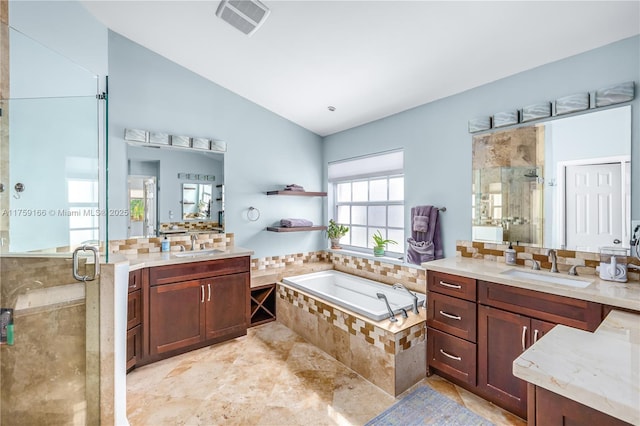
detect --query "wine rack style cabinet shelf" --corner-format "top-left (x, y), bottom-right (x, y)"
top-left (250, 283), bottom-right (276, 327)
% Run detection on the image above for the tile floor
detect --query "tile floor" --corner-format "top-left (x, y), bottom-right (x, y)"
top-left (127, 321), bottom-right (526, 426)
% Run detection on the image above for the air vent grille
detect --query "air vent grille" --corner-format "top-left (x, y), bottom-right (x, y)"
top-left (216, 0), bottom-right (270, 36)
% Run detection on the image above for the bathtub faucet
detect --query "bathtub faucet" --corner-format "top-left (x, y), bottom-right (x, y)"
top-left (376, 293), bottom-right (398, 322)
top-left (392, 283), bottom-right (419, 315)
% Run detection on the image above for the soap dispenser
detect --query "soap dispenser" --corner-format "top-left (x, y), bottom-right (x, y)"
top-left (505, 242), bottom-right (517, 265)
top-left (161, 236), bottom-right (170, 252)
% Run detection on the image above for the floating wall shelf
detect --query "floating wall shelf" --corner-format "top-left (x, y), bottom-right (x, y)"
top-left (266, 191), bottom-right (327, 196)
top-left (266, 226), bottom-right (326, 233)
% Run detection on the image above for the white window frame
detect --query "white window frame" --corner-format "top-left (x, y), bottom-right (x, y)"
top-left (328, 150), bottom-right (404, 256)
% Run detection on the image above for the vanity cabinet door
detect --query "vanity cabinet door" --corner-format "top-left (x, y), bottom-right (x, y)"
top-left (149, 279), bottom-right (205, 355)
top-left (477, 304), bottom-right (529, 419)
top-left (204, 272), bottom-right (249, 340)
top-left (535, 386), bottom-right (631, 426)
top-left (126, 325), bottom-right (142, 372)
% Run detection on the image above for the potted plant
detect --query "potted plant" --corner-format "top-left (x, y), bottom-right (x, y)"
top-left (372, 230), bottom-right (397, 257)
top-left (327, 219), bottom-right (349, 249)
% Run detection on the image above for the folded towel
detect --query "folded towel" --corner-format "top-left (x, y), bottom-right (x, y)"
top-left (280, 218), bottom-right (313, 227)
top-left (284, 184), bottom-right (305, 191)
top-left (413, 215), bottom-right (429, 232)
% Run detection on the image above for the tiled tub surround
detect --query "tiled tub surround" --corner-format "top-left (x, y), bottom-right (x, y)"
top-left (277, 282), bottom-right (427, 397)
top-left (457, 240), bottom-right (640, 282)
top-left (251, 250), bottom-right (427, 296)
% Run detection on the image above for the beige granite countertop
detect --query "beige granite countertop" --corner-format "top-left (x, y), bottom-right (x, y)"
top-left (422, 257), bottom-right (640, 311)
top-left (109, 246), bottom-right (254, 270)
top-left (513, 310), bottom-right (640, 424)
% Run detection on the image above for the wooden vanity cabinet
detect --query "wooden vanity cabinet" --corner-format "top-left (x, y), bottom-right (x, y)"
top-left (126, 269), bottom-right (143, 371)
top-left (477, 280), bottom-right (601, 419)
top-left (144, 256), bottom-right (250, 364)
top-left (427, 271), bottom-right (604, 421)
top-left (427, 271), bottom-right (478, 386)
top-left (531, 385), bottom-right (631, 426)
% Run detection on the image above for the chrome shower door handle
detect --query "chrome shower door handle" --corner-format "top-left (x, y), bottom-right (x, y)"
top-left (72, 245), bottom-right (100, 282)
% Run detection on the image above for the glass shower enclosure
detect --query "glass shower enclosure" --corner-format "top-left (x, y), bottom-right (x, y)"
top-left (0, 23), bottom-right (105, 424)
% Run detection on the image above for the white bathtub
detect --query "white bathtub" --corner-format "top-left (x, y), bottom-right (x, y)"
top-left (282, 270), bottom-right (426, 321)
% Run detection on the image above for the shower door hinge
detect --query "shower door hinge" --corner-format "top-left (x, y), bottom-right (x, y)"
top-left (96, 92), bottom-right (107, 100)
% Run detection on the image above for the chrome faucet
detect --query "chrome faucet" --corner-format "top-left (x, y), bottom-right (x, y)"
top-left (392, 283), bottom-right (419, 315)
top-left (568, 265), bottom-right (586, 276)
top-left (548, 249), bottom-right (559, 273)
top-left (376, 293), bottom-right (398, 322)
top-left (190, 233), bottom-right (198, 251)
top-left (531, 260), bottom-right (541, 270)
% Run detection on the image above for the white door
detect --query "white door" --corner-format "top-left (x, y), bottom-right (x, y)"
top-left (565, 163), bottom-right (623, 251)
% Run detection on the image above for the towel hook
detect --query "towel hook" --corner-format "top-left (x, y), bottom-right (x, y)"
top-left (247, 207), bottom-right (260, 222)
top-left (13, 183), bottom-right (25, 199)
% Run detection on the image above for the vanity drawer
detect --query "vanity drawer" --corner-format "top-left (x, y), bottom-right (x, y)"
top-left (128, 269), bottom-right (141, 292)
top-left (427, 292), bottom-right (477, 342)
top-left (478, 280), bottom-right (602, 331)
top-left (127, 289), bottom-right (142, 329)
top-left (427, 327), bottom-right (476, 386)
top-left (428, 271), bottom-right (476, 301)
top-left (150, 256), bottom-right (250, 285)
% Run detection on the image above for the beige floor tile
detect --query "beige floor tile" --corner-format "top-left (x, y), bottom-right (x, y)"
top-left (127, 321), bottom-right (524, 426)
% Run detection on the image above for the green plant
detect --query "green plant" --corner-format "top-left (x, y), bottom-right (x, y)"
top-left (372, 230), bottom-right (397, 248)
top-left (327, 219), bottom-right (349, 240)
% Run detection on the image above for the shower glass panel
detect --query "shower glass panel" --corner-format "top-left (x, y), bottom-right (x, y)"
top-left (0, 24), bottom-right (103, 425)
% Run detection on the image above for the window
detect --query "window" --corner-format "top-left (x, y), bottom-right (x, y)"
top-left (329, 150), bottom-right (404, 255)
top-left (67, 179), bottom-right (99, 245)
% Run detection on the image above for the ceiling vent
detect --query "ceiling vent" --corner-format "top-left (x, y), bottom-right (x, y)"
top-left (216, 0), bottom-right (271, 36)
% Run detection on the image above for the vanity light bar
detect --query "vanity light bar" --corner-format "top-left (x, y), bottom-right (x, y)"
top-left (177, 173), bottom-right (216, 182)
top-left (124, 128), bottom-right (227, 152)
top-left (468, 81), bottom-right (634, 133)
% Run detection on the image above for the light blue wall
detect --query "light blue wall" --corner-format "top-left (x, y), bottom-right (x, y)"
top-left (323, 36), bottom-right (640, 258)
top-left (107, 32), bottom-right (325, 258)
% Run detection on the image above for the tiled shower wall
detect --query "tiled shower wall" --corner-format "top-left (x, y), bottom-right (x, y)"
top-left (0, 256), bottom-right (98, 424)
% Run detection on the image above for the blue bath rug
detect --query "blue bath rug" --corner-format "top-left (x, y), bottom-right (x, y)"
top-left (365, 385), bottom-right (494, 426)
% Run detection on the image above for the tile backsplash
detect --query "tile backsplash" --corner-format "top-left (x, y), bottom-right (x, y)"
top-left (457, 240), bottom-right (640, 281)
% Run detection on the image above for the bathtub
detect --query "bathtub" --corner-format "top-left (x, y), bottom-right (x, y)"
top-left (282, 270), bottom-right (426, 321)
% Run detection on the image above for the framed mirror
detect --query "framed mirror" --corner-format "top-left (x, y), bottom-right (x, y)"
top-left (182, 183), bottom-right (212, 220)
top-left (127, 144), bottom-right (224, 234)
top-left (472, 105), bottom-right (631, 252)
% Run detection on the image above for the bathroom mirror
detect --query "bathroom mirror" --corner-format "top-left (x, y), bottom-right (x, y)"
top-left (127, 144), bottom-right (224, 233)
top-left (182, 183), bottom-right (212, 220)
top-left (472, 105), bottom-right (631, 252)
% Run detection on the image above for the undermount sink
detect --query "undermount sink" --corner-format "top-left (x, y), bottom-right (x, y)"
top-left (174, 249), bottom-right (224, 258)
top-left (500, 269), bottom-right (593, 288)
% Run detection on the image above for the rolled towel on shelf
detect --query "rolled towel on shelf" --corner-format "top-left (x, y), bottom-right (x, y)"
top-left (280, 218), bottom-right (313, 227)
top-left (284, 184), bottom-right (305, 191)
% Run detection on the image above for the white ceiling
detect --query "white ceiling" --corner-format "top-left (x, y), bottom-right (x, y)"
top-left (80, 1), bottom-right (640, 136)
